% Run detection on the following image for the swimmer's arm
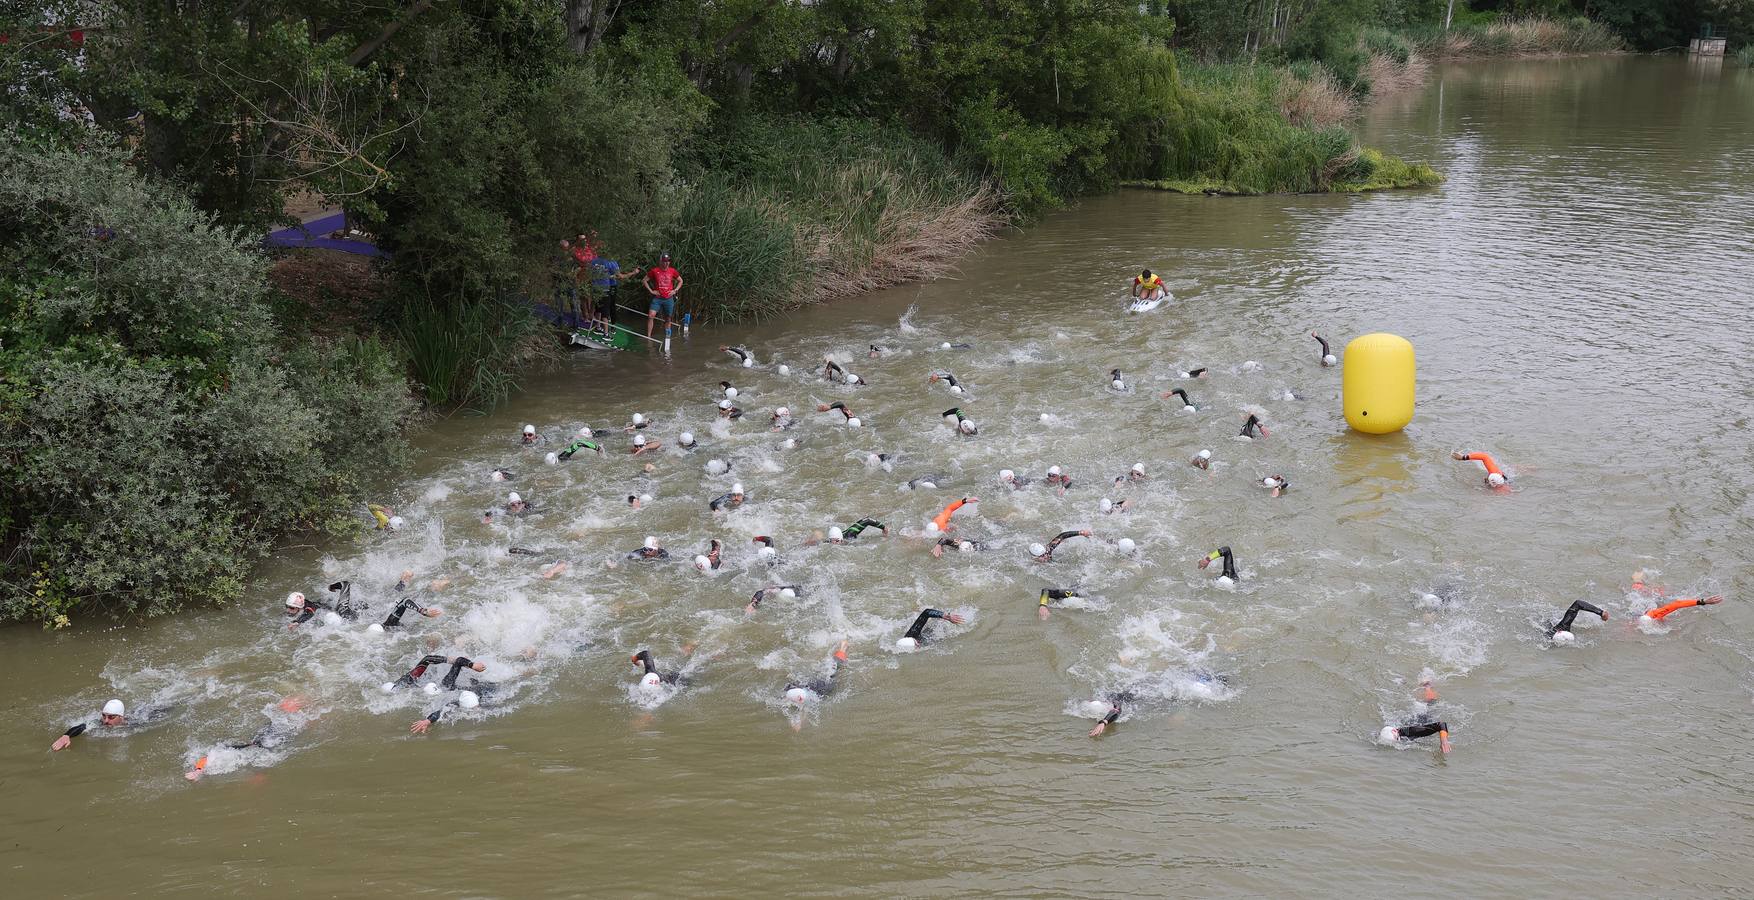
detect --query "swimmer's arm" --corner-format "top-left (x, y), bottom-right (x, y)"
top-left (51, 721), bottom-right (90, 750)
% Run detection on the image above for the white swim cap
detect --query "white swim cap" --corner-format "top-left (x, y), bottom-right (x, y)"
top-left (776, 406), bottom-right (790, 417)
top-left (458, 690), bottom-right (480, 709)
top-left (1132, 463), bottom-right (1145, 474)
top-left (1197, 449), bottom-right (1212, 460)
top-left (640, 672), bottom-right (662, 688)
top-left (1079, 700), bottom-right (1110, 719)
top-left (731, 482), bottom-right (744, 494)
top-left (367, 623), bottom-right (385, 634)
top-left (692, 555), bottom-right (710, 571)
top-left (381, 681), bottom-right (396, 693)
top-left (940, 342), bottom-right (952, 349)
top-left (999, 469), bottom-right (1015, 481)
top-left (679, 431), bottom-right (695, 446)
top-left (959, 419), bottom-right (976, 434)
top-left (828, 526), bottom-right (844, 541)
top-left (958, 541), bottom-right (974, 552)
top-left (491, 470), bottom-right (507, 482)
top-left (423, 682), bottom-right (440, 695)
top-left (1379, 726), bottom-right (1398, 744)
top-left (1216, 576), bottom-right (1234, 588)
top-left (1262, 477), bottom-right (1279, 488)
top-left (759, 546), bottom-right (777, 558)
top-left (785, 687), bottom-right (810, 705)
top-left (1099, 498), bottom-right (1113, 514)
top-left (846, 417), bottom-right (862, 428)
top-left (1324, 354), bottom-right (1337, 365)
top-left (1639, 614), bottom-right (1654, 624)
top-left (742, 357), bottom-right (754, 368)
top-left (639, 493), bottom-right (652, 504)
top-left (632, 413), bottom-right (646, 425)
top-left (894, 636), bottom-right (919, 652)
top-left (778, 365), bottom-right (791, 375)
top-left (926, 521), bottom-right (941, 533)
top-left (719, 399), bottom-right (733, 410)
top-left (1487, 473), bottom-right (1506, 486)
top-left (322, 611), bottom-right (342, 625)
top-left (102, 699), bottom-right (125, 717)
top-left (1420, 593), bottom-right (1442, 607)
top-left (1029, 542), bottom-right (1048, 557)
top-left (1117, 538), bottom-right (1137, 554)
top-left (388, 516), bottom-right (405, 530)
top-left (578, 426), bottom-right (593, 437)
top-left (522, 424), bottom-right (535, 435)
top-left (644, 535), bottom-right (659, 549)
top-left (1048, 465), bottom-right (1061, 476)
top-left (633, 434), bottom-right (647, 446)
top-left (865, 453), bottom-right (881, 467)
top-left (1552, 630), bottom-right (1576, 644)
top-left (1038, 413), bottom-right (1051, 423)
top-left (781, 438), bottom-right (797, 449)
top-left (844, 372), bottom-right (858, 383)
top-left (544, 452), bottom-right (559, 465)
top-left (950, 385), bottom-right (963, 394)
top-left (286, 592), bottom-right (306, 607)
top-left (508, 492), bottom-right (522, 503)
top-left (780, 587), bottom-right (797, 598)
top-left (725, 386), bottom-right (738, 398)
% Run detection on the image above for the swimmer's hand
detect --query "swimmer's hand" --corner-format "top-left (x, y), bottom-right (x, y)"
top-left (1197, 557), bottom-right (1211, 570)
top-left (1440, 736), bottom-right (1452, 755)
top-left (1701, 595), bottom-right (1725, 605)
top-left (184, 769), bottom-right (203, 781)
top-left (1038, 605), bottom-right (1051, 621)
top-left (945, 613), bottom-right (968, 625)
top-left (410, 719), bottom-right (432, 735)
top-left (1450, 451), bottom-right (1467, 461)
top-left (1089, 721), bottom-right (1108, 737)
top-left (424, 607), bottom-right (444, 618)
top-left (51, 735), bottom-right (71, 751)
top-left (744, 602), bottom-right (759, 615)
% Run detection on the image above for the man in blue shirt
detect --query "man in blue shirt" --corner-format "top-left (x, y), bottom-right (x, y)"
top-left (587, 257), bottom-right (635, 331)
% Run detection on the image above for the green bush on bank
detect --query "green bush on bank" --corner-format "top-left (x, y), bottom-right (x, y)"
top-left (0, 140), bottom-right (416, 624)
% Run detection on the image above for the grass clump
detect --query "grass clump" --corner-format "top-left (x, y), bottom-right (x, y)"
top-left (1408, 17), bottom-right (1624, 58)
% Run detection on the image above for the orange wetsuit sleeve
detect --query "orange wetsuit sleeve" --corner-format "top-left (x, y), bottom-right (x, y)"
top-left (931, 499), bottom-right (967, 531)
top-left (1645, 599), bottom-right (1704, 621)
top-left (1462, 453), bottom-right (1503, 476)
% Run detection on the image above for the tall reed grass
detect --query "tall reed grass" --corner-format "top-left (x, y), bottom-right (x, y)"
top-left (1407, 17), bottom-right (1623, 58)
top-left (396, 291), bottom-right (545, 410)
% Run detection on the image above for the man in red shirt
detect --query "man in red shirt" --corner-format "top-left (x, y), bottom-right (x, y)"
top-left (643, 252), bottom-right (683, 338)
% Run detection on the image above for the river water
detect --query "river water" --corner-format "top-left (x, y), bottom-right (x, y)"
top-left (5, 56), bottom-right (1753, 897)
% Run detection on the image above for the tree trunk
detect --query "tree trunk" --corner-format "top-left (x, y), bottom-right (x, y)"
top-left (1444, 0), bottom-right (1456, 31)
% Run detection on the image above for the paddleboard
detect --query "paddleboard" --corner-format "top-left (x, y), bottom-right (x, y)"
top-left (1129, 291), bottom-right (1171, 313)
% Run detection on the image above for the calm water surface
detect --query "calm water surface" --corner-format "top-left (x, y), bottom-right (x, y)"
top-left (4, 56), bottom-right (1753, 898)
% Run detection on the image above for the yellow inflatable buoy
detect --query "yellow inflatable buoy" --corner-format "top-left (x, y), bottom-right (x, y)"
top-left (1342, 333), bottom-right (1415, 434)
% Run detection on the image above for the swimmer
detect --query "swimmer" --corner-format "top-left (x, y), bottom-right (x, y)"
top-left (678, 431), bottom-right (698, 449)
top-left (709, 483), bottom-right (746, 511)
top-left (829, 517), bottom-right (888, 543)
top-left (1311, 331), bottom-right (1337, 366)
top-left (1098, 497), bottom-right (1131, 514)
top-left (1546, 599), bottom-right (1608, 640)
top-left (387, 654), bottom-right (481, 691)
top-left (717, 399), bottom-right (743, 419)
top-left (541, 561), bottom-right (569, 579)
top-left (1044, 465), bottom-right (1072, 494)
top-left (1037, 588), bottom-right (1083, 621)
top-left (1030, 529), bottom-right (1091, 562)
top-left (379, 595), bottom-right (443, 629)
top-left (719, 380), bottom-right (739, 399)
top-left (508, 547), bottom-right (542, 556)
top-left (817, 401), bottom-right (856, 424)
top-left (745, 584), bottom-right (802, 614)
top-left (1161, 388), bottom-right (1197, 411)
top-left (705, 458), bottom-right (733, 476)
top-left (869, 344), bottom-right (886, 359)
top-left (720, 345), bottom-right (755, 368)
top-left (698, 538), bottom-right (724, 571)
top-left (1450, 450), bottom-right (1507, 488)
top-left (1087, 690), bottom-right (1134, 737)
top-left (931, 537), bottom-right (988, 558)
top-left (894, 607), bottom-right (968, 651)
top-left (284, 590), bottom-right (354, 627)
top-left (557, 434), bottom-right (602, 460)
top-left (1124, 463), bottom-right (1147, 483)
top-left (1131, 269), bottom-right (1166, 301)
top-left (624, 413), bottom-right (651, 431)
top-left (506, 491), bottom-right (529, 514)
top-left (929, 372), bottom-right (965, 395)
top-left (630, 650), bottom-right (684, 688)
top-left (627, 494), bottom-right (642, 510)
top-left (490, 468), bottom-right (516, 482)
top-left (187, 697), bottom-right (315, 778)
top-left (1260, 475), bottom-right (1289, 497)
top-left (630, 434), bottom-right (662, 454)
top-left (1191, 449), bottom-right (1212, 470)
top-left (1108, 368), bottom-right (1126, 391)
top-left (1381, 721), bottom-right (1451, 754)
top-left (784, 640), bottom-right (850, 705)
top-left (51, 698), bottom-right (165, 751)
top-left (771, 406), bottom-right (794, 430)
top-left (409, 685), bottom-right (487, 734)
top-left (1643, 595), bottom-right (1723, 624)
top-left (822, 357), bottom-right (846, 382)
top-left (942, 407), bottom-right (978, 435)
top-left (367, 503), bottom-right (396, 529)
top-left (908, 473), bottom-right (950, 490)
top-left (1177, 367), bottom-right (1208, 379)
top-left (1198, 546), bottom-right (1238, 582)
top-left (520, 424), bottom-right (543, 445)
top-left (929, 497), bottom-right (978, 532)
top-left (752, 535), bottom-right (778, 563)
top-left (628, 536), bottom-right (670, 560)
top-left (1238, 413), bottom-right (1269, 440)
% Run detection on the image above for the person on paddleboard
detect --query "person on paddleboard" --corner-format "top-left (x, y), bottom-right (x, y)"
top-left (1131, 269), bottom-right (1167, 305)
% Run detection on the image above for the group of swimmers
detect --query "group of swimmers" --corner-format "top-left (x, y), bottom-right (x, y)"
top-left (49, 300), bottom-right (1729, 773)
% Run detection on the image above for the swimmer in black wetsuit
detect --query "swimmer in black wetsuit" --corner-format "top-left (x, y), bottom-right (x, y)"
top-left (694, 539), bottom-right (724, 571)
top-left (410, 683), bottom-right (490, 734)
top-left (942, 407), bottom-right (978, 435)
top-left (1199, 546), bottom-right (1238, 581)
top-left (823, 357), bottom-right (846, 382)
top-left (1030, 530), bottom-right (1091, 562)
top-left (818, 401), bottom-right (855, 423)
top-left (284, 590), bottom-right (354, 627)
top-left (929, 372), bottom-right (966, 396)
top-left (1037, 588), bottom-right (1083, 620)
top-left (785, 641), bottom-right (850, 704)
top-left (1260, 475), bottom-right (1289, 498)
top-left (187, 696), bottom-right (316, 778)
top-left (932, 536), bottom-right (989, 558)
top-left (826, 518), bottom-right (887, 543)
top-left (628, 536), bottom-right (670, 560)
top-left (709, 483), bottom-right (746, 511)
top-left (1547, 599), bottom-right (1608, 639)
top-left (380, 595), bottom-right (443, 628)
top-left (745, 584), bottom-right (802, 614)
top-left (1161, 387), bottom-right (1197, 410)
top-left (50, 698), bottom-right (174, 751)
top-left (631, 649), bottom-right (684, 687)
top-left (1311, 331), bottom-right (1337, 366)
top-left (718, 399), bottom-right (743, 419)
top-left (1239, 413), bottom-right (1269, 439)
top-left (752, 535), bottom-right (778, 564)
top-left (998, 469), bottom-right (1033, 490)
top-left (1179, 367), bottom-right (1208, 379)
top-left (909, 473), bottom-right (950, 490)
top-left (720, 345), bottom-right (754, 367)
top-left (894, 608), bottom-right (966, 650)
top-left (1088, 690), bottom-right (1135, 737)
top-left (1043, 466), bottom-right (1073, 494)
top-left (1384, 720), bottom-right (1451, 753)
